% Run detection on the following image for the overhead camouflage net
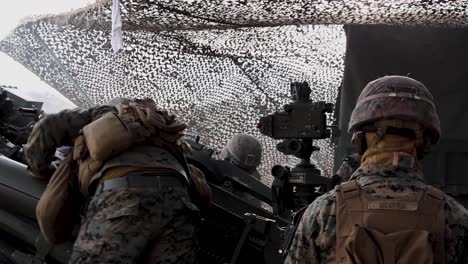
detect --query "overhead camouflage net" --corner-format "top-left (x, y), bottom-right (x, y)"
top-left (1, 0), bottom-right (467, 185)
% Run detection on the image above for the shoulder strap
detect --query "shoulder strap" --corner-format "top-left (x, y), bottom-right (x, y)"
top-left (341, 180), bottom-right (360, 199)
top-left (419, 186), bottom-right (445, 264)
top-left (336, 180), bottom-right (363, 264)
top-left (338, 180), bottom-right (363, 212)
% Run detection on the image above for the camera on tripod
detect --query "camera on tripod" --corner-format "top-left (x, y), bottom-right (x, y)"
top-left (258, 82), bottom-right (333, 140)
top-left (258, 81), bottom-right (334, 217)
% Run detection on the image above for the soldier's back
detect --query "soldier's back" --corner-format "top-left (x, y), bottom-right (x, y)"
top-left (285, 163), bottom-right (468, 264)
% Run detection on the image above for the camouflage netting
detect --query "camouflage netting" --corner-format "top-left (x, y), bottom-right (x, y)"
top-left (1, 0), bottom-right (468, 185)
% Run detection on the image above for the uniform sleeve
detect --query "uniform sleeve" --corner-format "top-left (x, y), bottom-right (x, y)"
top-left (24, 105), bottom-right (116, 178)
top-left (444, 195), bottom-right (468, 264)
top-left (284, 190), bottom-right (338, 264)
top-left (284, 200), bottom-right (322, 264)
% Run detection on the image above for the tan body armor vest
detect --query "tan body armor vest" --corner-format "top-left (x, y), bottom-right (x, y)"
top-left (75, 143), bottom-right (188, 195)
top-left (336, 180), bottom-right (445, 264)
top-left (72, 110), bottom-right (189, 195)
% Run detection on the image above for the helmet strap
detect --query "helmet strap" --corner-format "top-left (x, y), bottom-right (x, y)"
top-left (351, 131), bottom-right (368, 155)
top-left (371, 126), bottom-right (387, 148)
top-left (352, 120), bottom-right (428, 158)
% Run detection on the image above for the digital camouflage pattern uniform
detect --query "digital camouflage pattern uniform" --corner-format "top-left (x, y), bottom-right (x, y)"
top-left (284, 161), bottom-right (468, 264)
top-left (25, 105), bottom-right (114, 178)
top-left (24, 103), bottom-right (199, 264)
top-left (70, 184), bottom-right (196, 263)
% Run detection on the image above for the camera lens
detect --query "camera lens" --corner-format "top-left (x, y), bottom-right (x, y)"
top-left (286, 139), bottom-right (302, 153)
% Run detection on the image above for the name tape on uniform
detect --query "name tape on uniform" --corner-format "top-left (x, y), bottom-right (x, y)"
top-left (368, 200), bottom-right (418, 211)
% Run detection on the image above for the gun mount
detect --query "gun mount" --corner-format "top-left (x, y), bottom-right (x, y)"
top-left (0, 88), bottom-right (44, 163)
top-left (258, 82), bottom-right (334, 218)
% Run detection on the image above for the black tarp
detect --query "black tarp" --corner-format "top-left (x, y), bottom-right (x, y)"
top-left (337, 25), bottom-right (468, 199)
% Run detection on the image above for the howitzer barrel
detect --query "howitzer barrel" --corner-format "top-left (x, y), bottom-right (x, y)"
top-left (0, 155), bottom-right (45, 219)
top-left (0, 209), bottom-right (73, 263)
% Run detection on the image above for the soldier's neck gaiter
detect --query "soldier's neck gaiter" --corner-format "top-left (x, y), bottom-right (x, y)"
top-left (361, 132), bottom-right (417, 168)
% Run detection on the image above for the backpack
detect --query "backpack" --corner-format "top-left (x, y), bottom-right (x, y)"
top-left (336, 180), bottom-right (445, 264)
top-left (36, 153), bottom-right (82, 243)
top-left (75, 102), bottom-right (189, 194)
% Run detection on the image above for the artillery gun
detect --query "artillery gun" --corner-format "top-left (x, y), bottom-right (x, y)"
top-left (0, 83), bottom-right (334, 264)
top-left (0, 88), bottom-right (43, 163)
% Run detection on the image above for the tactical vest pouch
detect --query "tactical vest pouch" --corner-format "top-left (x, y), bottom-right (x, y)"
top-left (188, 164), bottom-right (212, 211)
top-left (82, 112), bottom-right (133, 162)
top-left (73, 134), bottom-right (87, 161)
top-left (72, 134), bottom-right (104, 195)
top-left (336, 180), bottom-right (445, 264)
top-left (344, 226), bottom-right (434, 264)
top-left (36, 154), bottom-right (80, 244)
top-left (77, 157), bottom-right (104, 195)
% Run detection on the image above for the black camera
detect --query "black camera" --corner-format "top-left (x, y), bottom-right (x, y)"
top-left (258, 81), bottom-right (334, 217)
top-left (258, 82), bottom-right (333, 139)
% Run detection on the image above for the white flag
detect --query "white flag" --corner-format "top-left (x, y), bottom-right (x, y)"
top-left (111, 0), bottom-right (123, 53)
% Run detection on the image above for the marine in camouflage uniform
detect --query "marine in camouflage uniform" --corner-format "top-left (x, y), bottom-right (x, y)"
top-left (220, 133), bottom-right (269, 209)
top-left (24, 98), bottom-right (198, 264)
top-left (284, 76), bottom-right (468, 264)
top-left (220, 133), bottom-right (263, 180)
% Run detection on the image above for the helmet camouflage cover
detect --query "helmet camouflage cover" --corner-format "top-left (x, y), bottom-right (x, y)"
top-left (220, 133), bottom-right (262, 170)
top-left (105, 97), bottom-right (131, 107)
top-left (348, 75), bottom-right (441, 144)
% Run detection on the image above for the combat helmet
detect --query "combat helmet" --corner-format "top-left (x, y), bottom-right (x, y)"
top-left (348, 75), bottom-right (440, 156)
top-left (105, 97), bottom-right (131, 106)
top-left (220, 134), bottom-right (262, 173)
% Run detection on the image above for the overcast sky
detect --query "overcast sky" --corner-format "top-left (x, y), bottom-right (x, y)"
top-left (0, 1), bottom-right (96, 112)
